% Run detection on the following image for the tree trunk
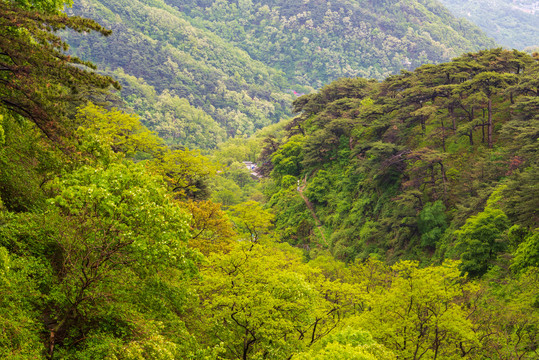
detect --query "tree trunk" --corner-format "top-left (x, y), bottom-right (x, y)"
top-left (482, 108), bottom-right (486, 143)
top-left (488, 98), bottom-right (493, 148)
top-left (449, 106), bottom-right (456, 132)
top-left (440, 161), bottom-right (447, 202)
top-left (469, 107), bottom-right (474, 146)
top-left (441, 118), bottom-right (446, 152)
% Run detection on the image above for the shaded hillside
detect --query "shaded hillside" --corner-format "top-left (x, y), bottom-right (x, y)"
top-left (263, 49), bottom-right (538, 271)
top-left (64, 0), bottom-right (496, 149)
top-left (175, 0), bottom-right (496, 87)
top-left (63, 0), bottom-right (295, 146)
top-left (439, 0), bottom-right (539, 50)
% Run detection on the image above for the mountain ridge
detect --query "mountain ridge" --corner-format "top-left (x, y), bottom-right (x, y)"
top-left (64, 0), bottom-right (497, 148)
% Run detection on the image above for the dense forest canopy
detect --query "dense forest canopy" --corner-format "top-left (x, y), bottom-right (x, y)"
top-left (263, 48), bottom-right (538, 267)
top-left (61, 0), bottom-right (296, 145)
top-left (175, 0), bottom-right (496, 85)
top-left (1, 0), bottom-right (538, 359)
top-left (59, 0), bottom-right (496, 149)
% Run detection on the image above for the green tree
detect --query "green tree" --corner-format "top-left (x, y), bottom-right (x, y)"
top-left (0, 1), bottom-right (118, 142)
top-left (0, 245), bottom-right (45, 359)
top-left (455, 71), bottom-right (517, 148)
top-left (184, 199), bottom-right (236, 256)
top-left (511, 230), bottom-right (539, 272)
top-left (44, 162), bottom-right (197, 357)
top-left (418, 201), bottom-right (447, 248)
top-left (195, 243), bottom-right (324, 360)
top-left (352, 260), bottom-right (480, 359)
top-left (475, 266), bottom-right (539, 359)
top-left (455, 207), bottom-right (510, 277)
top-left (228, 200), bottom-right (275, 243)
top-left (151, 148), bottom-right (217, 200)
top-left (294, 328), bottom-right (395, 360)
top-left (271, 135), bottom-right (304, 179)
top-left (75, 103), bottom-right (165, 160)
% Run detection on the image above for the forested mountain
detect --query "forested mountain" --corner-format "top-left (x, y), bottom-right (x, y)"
top-left (63, 0), bottom-right (496, 148)
top-left (63, 0), bottom-right (295, 146)
top-left (2, 0), bottom-right (539, 359)
top-left (438, 0), bottom-right (539, 50)
top-left (176, 0), bottom-right (495, 86)
top-left (262, 48), bottom-right (538, 270)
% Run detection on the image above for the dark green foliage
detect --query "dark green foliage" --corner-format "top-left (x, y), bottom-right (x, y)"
top-left (61, 0), bottom-right (294, 143)
top-left (61, 0), bottom-right (497, 148)
top-left (418, 201), bottom-right (447, 248)
top-left (1, 1), bottom-right (538, 358)
top-left (0, 1), bottom-right (119, 142)
top-left (0, 117), bottom-right (61, 211)
top-left (500, 167), bottom-right (539, 227)
top-left (266, 49), bottom-right (539, 264)
top-left (174, 0), bottom-right (495, 86)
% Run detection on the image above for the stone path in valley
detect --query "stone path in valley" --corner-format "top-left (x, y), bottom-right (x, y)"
top-left (297, 176), bottom-right (328, 246)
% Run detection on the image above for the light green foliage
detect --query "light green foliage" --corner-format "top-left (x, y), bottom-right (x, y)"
top-left (49, 162), bottom-right (193, 267)
top-left (209, 175), bottom-right (244, 206)
top-left (212, 137), bottom-right (261, 166)
top-left (477, 266), bottom-right (539, 359)
top-left (208, 134), bottom-right (271, 206)
top-left (75, 103), bottom-right (165, 161)
top-left (152, 148), bottom-right (217, 200)
top-left (102, 322), bottom-right (181, 360)
top-left (42, 162), bottom-right (198, 357)
top-left (228, 200), bottom-right (275, 243)
top-left (195, 242), bottom-right (324, 360)
top-left (512, 230), bottom-right (539, 272)
top-left (294, 329), bottom-right (395, 360)
top-left (352, 260), bottom-right (480, 359)
top-left (224, 161), bottom-right (256, 189)
top-left (0, 246), bottom-right (45, 359)
top-left (455, 207), bottom-right (510, 277)
top-left (184, 199), bottom-right (236, 256)
top-left (0, 114), bottom-right (4, 148)
top-left (281, 175), bottom-right (298, 189)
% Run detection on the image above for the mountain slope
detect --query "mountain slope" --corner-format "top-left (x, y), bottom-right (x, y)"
top-left (64, 0), bottom-right (496, 148)
top-left (174, 0), bottom-right (496, 86)
top-left (263, 48), bottom-right (538, 266)
top-left (64, 0), bottom-right (295, 146)
top-left (438, 0), bottom-right (539, 50)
